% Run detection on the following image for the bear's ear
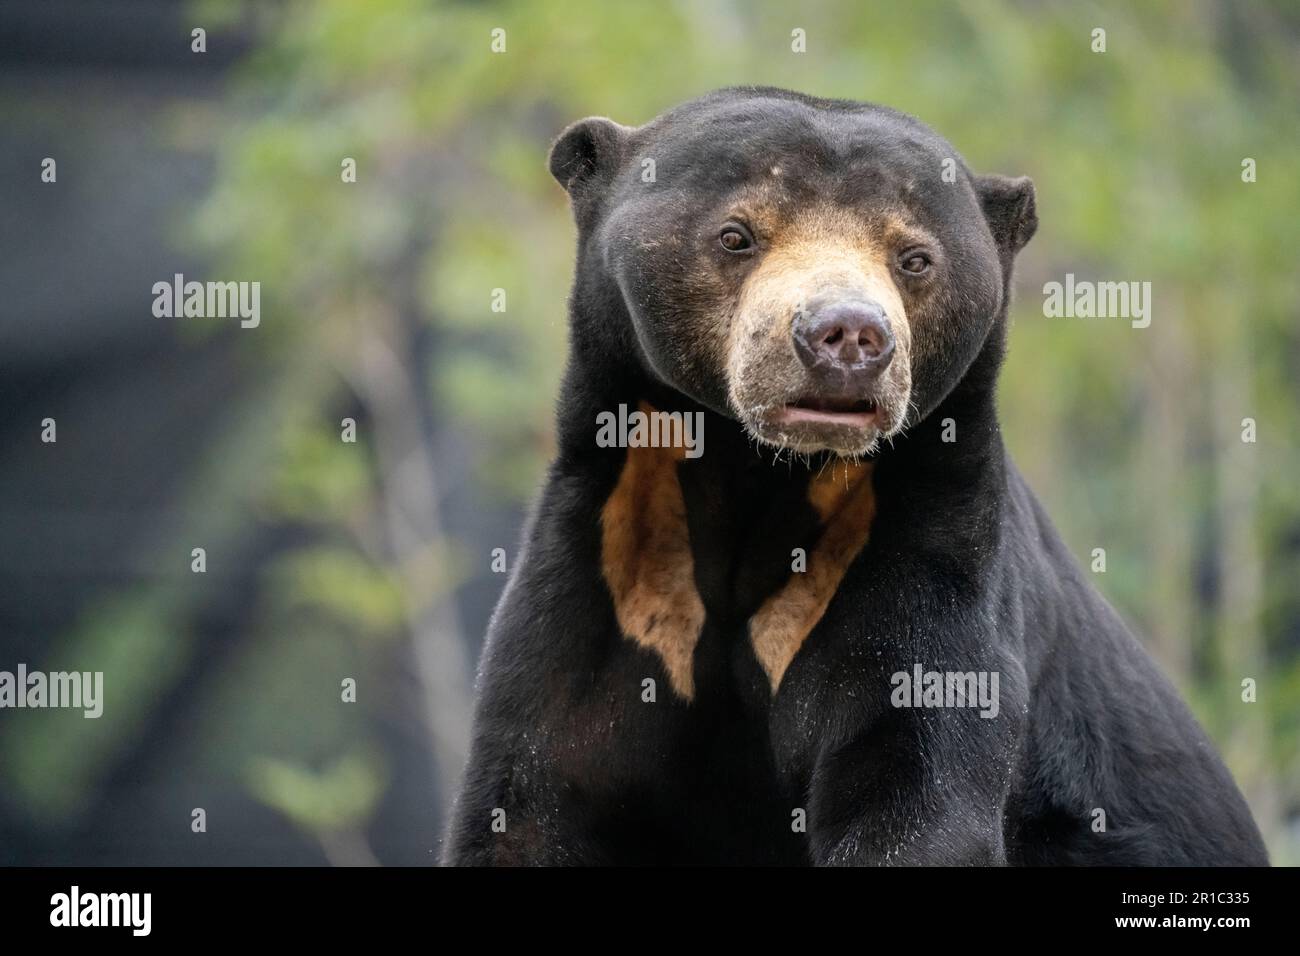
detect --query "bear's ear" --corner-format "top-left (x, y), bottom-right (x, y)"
top-left (975, 174), bottom-right (1037, 255)
top-left (548, 117), bottom-right (629, 196)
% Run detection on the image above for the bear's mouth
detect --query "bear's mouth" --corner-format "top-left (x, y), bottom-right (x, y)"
top-left (774, 395), bottom-right (880, 427)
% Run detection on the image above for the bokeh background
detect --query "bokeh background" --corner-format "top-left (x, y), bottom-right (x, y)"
top-left (1, 0), bottom-right (1297, 865)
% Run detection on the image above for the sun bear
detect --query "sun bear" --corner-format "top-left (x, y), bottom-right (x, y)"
top-left (442, 87), bottom-right (1267, 866)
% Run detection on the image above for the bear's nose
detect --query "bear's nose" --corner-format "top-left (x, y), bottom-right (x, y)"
top-left (792, 300), bottom-right (895, 379)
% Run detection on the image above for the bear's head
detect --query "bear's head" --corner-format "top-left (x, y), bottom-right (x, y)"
top-left (550, 88), bottom-right (1036, 457)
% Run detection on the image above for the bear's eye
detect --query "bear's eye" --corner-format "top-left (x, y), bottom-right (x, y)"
top-left (719, 223), bottom-right (754, 253)
top-left (899, 252), bottom-right (931, 275)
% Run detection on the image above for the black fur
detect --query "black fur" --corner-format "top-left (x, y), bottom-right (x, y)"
top-left (443, 88), bottom-right (1268, 866)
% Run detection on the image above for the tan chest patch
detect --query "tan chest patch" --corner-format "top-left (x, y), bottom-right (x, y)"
top-left (600, 409), bottom-right (705, 701)
top-left (749, 461), bottom-right (875, 694)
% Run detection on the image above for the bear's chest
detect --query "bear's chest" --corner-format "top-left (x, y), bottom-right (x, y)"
top-left (599, 437), bottom-right (875, 705)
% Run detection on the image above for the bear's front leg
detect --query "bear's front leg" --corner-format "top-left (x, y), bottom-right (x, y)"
top-left (804, 707), bottom-right (1016, 866)
top-left (442, 744), bottom-right (614, 866)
